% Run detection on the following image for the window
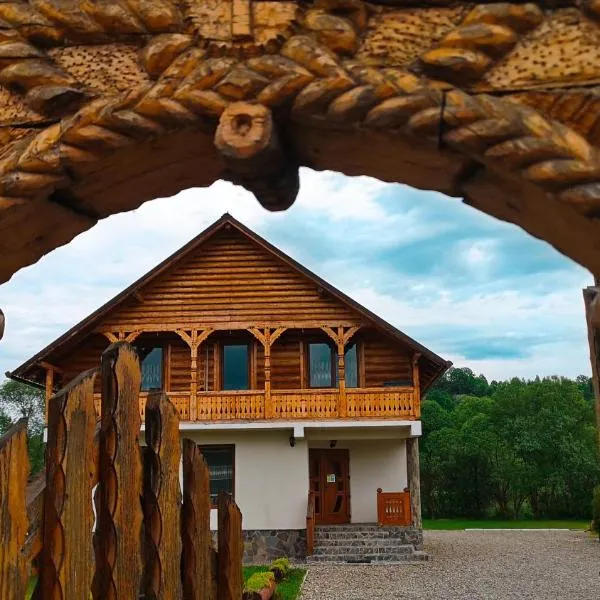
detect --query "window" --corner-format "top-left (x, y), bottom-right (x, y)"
top-left (309, 343), bottom-right (335, 388)
top-left (345, 343), bottom-right (358, 388)
top-left (140, 347), bottom-right (163, 391)
top-left (222, 344), bottom-right (249, 390)
top-left (200, 445), bottom-right (235, 505)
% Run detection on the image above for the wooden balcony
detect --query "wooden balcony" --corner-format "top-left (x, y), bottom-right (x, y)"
top-left (94, 386), bottom-right (419, 422)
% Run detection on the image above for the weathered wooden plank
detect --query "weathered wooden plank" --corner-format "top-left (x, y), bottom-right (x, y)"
top-left (0, 420), bottom-right (29, 600)
top-left (406, 437), bottom-right (422, 529)
top-left (38, 369), bottom-right (98, 599)
top-left (143, 392), bottom-right (183, 600)
top-left (182, 439), bottom-right (213, 600)
top-left (217, 492), bottom-right (243, 600)
top-left (94, 342), bottom-right (143, 600)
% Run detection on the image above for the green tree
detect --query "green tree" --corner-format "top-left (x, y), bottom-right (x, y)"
top-left (0, 379), bottom-right (45, 475)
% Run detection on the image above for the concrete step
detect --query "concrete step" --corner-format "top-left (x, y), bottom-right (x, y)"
top-left (307, 552), bottom-right (428, 564)
top-left (315, 530), bottom-right (409, 541)
top-left (313, 543), bottom-right (414, 556)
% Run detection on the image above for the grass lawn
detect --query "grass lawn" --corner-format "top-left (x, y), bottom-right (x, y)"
top-left (423, 519), bottom-right (589, 530)
top-left (244, 566), bottom-right (306, 600)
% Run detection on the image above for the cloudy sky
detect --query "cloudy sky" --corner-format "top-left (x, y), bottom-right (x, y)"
top-left (0, 169), bottom-right (593, 382)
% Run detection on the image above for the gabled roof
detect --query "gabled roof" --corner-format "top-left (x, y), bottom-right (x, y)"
top-left (9, 214), bottom-right (451, 389)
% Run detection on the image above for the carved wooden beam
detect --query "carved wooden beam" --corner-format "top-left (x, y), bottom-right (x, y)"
top-left (215, 102), bottom-right (300, 212)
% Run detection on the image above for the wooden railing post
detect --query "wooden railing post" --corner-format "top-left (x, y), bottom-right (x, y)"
top-left (143, 392), bottom-right (183, 600)
top-left (182, 439), bottom-right (214, 600)
top-left (217, 493), bottom-right (243, 600)
top-left (38, 370), bottom-right (98, 599)
top-left (44, 366), bottom-right (54, 423)
top-left (94, 342), bottom-right (144, 600)
top-left (306, 491), bottom-right (315, 556)
top-left (0, 420), bottom-right (29, 600)
top-left (412, 353), bottom-right (421, 419)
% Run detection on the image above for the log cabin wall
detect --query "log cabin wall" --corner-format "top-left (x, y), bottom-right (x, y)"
top-left (361, 332), bottom-right (413, 388)
top-left (101, 227), bottom-right (363, 330)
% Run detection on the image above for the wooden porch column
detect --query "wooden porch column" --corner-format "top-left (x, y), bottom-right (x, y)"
top-left (44, 366), bottom-right (54, 423)
top-left (176, 329), bottom-right (213, 422)
top-left (249, 327), bottom-right (287, 419)
top-left (321, 326), bottom-right (361, 419)
top-left (583, 285), bottom-right (600, 449)
top-left (406, 437), bottom-right (422, 529)
top-left (412, 353), bottom-right (421, 419)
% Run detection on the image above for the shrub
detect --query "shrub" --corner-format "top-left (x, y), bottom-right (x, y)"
top-left (592, 485), bottom-right (600, 540)
top-left (269, 557), bottom-right (290, 582)
top-left (245, 571), bottom-right (275, 593)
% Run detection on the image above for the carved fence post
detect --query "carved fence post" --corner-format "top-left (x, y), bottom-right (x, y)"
top-left (217, 492), bottom-right (243, 600)
top-left (94, 342), bottom-right (143, 599)
top-left (0, 420), bottom-right (29, 600)
top-left (37, 370), bottom-right (98, 599)
top-left (143, 392), bottom-right (183, 600)
top-left (181, 439), bottom-right (214, 600)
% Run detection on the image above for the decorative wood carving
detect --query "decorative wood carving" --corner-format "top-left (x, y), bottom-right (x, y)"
top-left (0, 420), bottom-right (29, 600)
top-left (38, 369), bottom-right (98, 599)
top-left (94, 342), bottom-right (143, 600)
top-left (2, 0), bottom-right (600, 283)
top-left (181, 439), bottom-right (214, 600)
top-left (143, 392), bottom-right (183, 600)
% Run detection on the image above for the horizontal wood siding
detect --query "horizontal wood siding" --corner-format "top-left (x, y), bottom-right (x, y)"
top-left (362, 333), bottom-right (413, 388)
top-left (101, 229), bottom-right (363, 329)
top-left (59, 334), bottom-right (109, 393)
top-left (170, 338), bottom-right (191, 392)
top-left (271, 331), bottom-right (302, 390)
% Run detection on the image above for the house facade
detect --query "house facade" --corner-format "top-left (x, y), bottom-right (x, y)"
top-left (10, 215), bottom-right (450, 562)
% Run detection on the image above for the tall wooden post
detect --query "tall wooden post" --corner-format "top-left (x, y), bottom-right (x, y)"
top-left (406, 437), bottom-right (422, 529)
top-left (412, 353), bottom-right (421, 419)
top-left (583, 285), bottom-right (600, 450)
top-left (337, 327), bottom-right (347, 418)
top-left (44, 366), bottom-right (54, 423)
top-left (190, 330), bottom-right (199, 422)
top-left (264, 341), bottom-right (272, 419)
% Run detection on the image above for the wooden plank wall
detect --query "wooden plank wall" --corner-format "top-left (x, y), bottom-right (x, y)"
top-left (362, 333), bottom-right (413, 388)
top-left (101, 228), bottom-right (363, 329)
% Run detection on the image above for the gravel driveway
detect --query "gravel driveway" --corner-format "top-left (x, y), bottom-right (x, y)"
top-left (300, 530), bottom-right (599, 599)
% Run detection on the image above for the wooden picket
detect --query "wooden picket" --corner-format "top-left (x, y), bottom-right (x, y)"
top-left (0, 341), bottom-right (244, 599)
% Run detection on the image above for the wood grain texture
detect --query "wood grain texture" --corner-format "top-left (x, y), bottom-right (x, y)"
top-left (406, 436), bottom-right (422, 529)
top-left (143, 392), bottom-right (183, 600)
top-left (38, 369), bottom-right (98, 599)
top-left (181, 439), bottom-right (214, 600)
top-left (217, 492), bottom-right (243, 600)
top-left (94, 342), bottom-right (143, 600)
top-left (0, 420), bottom-right (29, 600)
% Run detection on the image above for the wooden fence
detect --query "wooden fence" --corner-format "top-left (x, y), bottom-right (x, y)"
top-left (376, 488), bottom-right (412, 527)
top-left (0, 342), bottom-right (244, 600)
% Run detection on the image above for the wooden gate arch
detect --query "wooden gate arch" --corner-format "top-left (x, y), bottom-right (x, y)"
top-left (1, 0), bottom-right (600, 282)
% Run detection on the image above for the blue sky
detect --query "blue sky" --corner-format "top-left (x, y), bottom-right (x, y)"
top-left (0, 168), bottom-right (592, 382)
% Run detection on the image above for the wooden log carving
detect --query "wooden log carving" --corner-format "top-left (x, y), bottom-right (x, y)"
top-left (215, 101), bottom-right (300, 211)
top-left (0, 420), bottom-right (29, 600)
top-left (181, 438), bottom-right (214, 600)
top-left (143, 391), bottom-right (183, 600)
top-left (94, 342), bottom-right (143, 600)
top-left (37, 369), bottom-right (98, 599)
top-left (217, 492), bottom-right (244, 600)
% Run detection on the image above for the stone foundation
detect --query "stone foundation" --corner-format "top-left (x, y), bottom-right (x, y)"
top-left (242, 529), bottom-right (307, 563)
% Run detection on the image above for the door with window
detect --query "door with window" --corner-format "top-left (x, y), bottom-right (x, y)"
top-left (309, 449), bottom-right (350, 524)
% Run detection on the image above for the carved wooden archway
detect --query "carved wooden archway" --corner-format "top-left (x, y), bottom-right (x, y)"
top-left (1, 0), bottom-right (600, 285)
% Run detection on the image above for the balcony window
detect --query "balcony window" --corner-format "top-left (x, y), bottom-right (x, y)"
top-left (200, 445), bottom-right (235, 506)
top-left (309, 343), bottom-right (335, 388)
top-left (222, 343), bottom-right (249, 390)
top-left (345, 343), bottom-right (358, 388)
top-left (140, 347), bottom-right (163, 391)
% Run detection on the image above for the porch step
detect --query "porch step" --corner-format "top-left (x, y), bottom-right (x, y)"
top-left (308, 525), bottom-right (427, 564)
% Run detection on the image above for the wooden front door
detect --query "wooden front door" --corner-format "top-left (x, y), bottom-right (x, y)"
top-left (309, 449), bottom-right (350, 525)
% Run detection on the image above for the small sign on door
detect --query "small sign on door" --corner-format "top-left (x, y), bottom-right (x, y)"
top-left (326, 474), bottom-right (336, 483)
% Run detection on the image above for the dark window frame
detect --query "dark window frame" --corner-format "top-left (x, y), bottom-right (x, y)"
top-left (220, 342), bottom-right (251, 391)
top-left (344, 342), bottom-right (359, 389)
top-left (137, 345), bottom-right (165, 392)
top-left (199, 444), bottom-right (236, 507)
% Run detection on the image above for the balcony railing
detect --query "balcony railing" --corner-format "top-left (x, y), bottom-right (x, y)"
top-left (94, 386), bottom-right (419, 422)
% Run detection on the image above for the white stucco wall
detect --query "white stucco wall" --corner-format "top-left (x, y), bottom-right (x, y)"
top-left (309, 439), bottom-right (407, 523)
top-left (184, 430), bottom-right (309, 530)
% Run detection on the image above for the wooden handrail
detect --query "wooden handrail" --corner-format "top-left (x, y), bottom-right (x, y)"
top-left (377, 488), bottom-right (412, 527)
top-left (306, 491), bottom-right (316, 556)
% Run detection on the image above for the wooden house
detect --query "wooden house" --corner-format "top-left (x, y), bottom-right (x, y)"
top-left (10, 214), bottom-right (450, 563)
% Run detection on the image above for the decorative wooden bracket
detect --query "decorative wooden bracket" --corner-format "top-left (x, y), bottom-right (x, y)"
top-left (214, 102), bottom-right (300, 212)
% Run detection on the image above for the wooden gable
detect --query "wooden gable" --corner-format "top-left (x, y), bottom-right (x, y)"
top-left (99, 225), bottom-right (364, 332)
